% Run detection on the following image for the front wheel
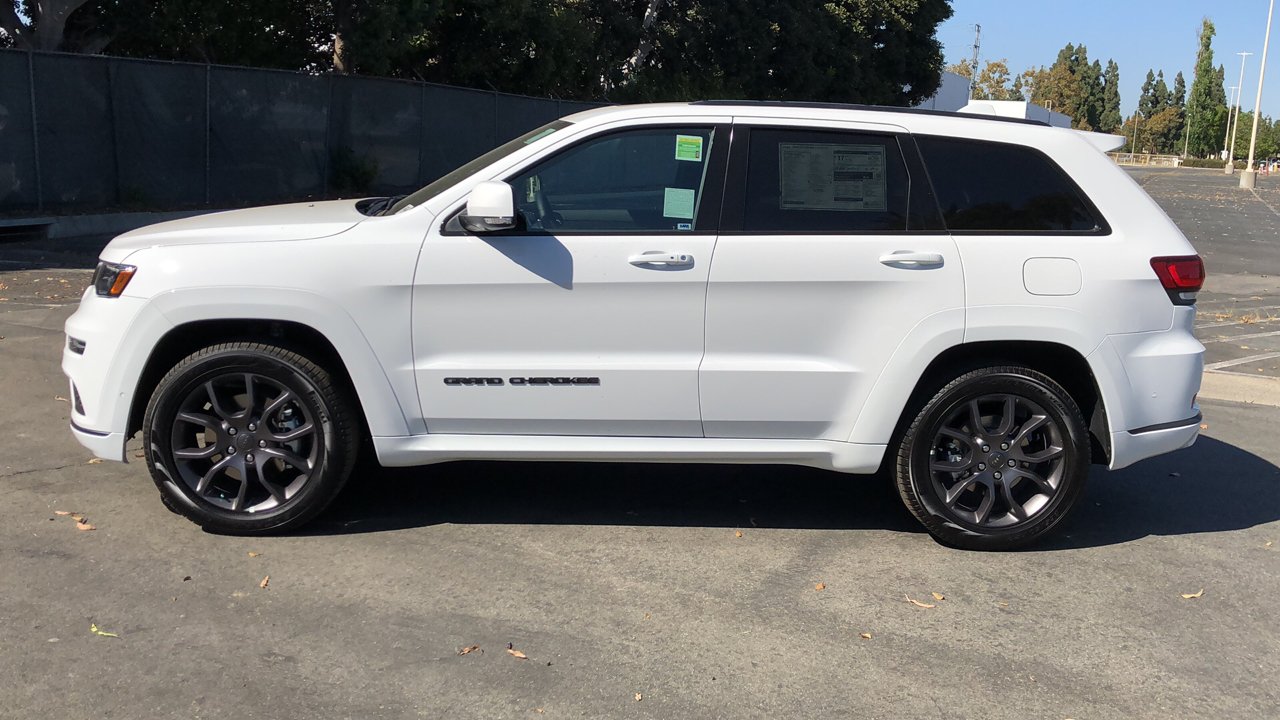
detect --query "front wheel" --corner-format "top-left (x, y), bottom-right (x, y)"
top-left (894, 366), bottom-right (1090, 551)
top-left (142, 342), bottom-right (359, 534)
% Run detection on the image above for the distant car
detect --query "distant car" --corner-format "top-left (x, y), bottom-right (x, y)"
top-left (63, 101), bottom-right (1205, 549)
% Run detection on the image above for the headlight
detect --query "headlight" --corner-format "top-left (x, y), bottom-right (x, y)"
top-left (91, 261), bottom-right (136, 298)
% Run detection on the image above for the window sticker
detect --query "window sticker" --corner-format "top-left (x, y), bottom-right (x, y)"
top-left (663, 187), bottom-right (696, 219)
top-left (676, 222), bottom-right (693, 231)
top-left (675, 134), bottom-right (704, 162)
top-left (778, 143), bottom-right (887, 211)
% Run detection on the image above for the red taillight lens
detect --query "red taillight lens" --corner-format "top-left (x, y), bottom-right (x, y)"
top-left (1151, 256), bottom-right (1204, 306)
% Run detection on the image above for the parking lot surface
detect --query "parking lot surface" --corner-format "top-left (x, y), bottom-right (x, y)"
top-left (2, 168), bottom-right (1278, 719)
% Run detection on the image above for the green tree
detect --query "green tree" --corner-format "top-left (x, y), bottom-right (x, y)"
top-left (1138, 69), bottom-right (1157, 117)
top-left (611, 0), bottom-right (953, 105)
top-left (1099, 59), bottom-right (1122, 133)
top-left (946, 58), bottom-right (1017, 100)
top-left (1187, 19), bottom-right (1228, 157)
top-left (1153, 70), bottom-right (1170, 109)
top-left (1033, 43), bottom-right (1102, 130)
top-left (1172, 71), bottom-right (1187, 109)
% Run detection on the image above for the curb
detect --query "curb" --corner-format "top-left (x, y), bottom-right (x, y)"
top-left (1199, 370), bottom-right (1280, 408)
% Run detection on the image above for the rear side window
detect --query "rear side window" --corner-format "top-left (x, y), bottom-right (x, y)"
top-left (741, 129), bottom-right (911, 233)
top-left (916, 136), bottom-right (1104, 233)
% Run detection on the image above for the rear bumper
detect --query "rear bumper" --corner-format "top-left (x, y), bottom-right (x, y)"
top-left (1108, 411), bottom-right (1201, 470)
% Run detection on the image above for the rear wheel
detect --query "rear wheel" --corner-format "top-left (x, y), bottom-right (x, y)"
top-left (894, 366), bottom-right (1089, 550)
top-left (142, 342), bottom-right (358, 534)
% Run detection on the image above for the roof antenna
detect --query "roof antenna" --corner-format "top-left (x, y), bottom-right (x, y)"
top-left (968, 24), bottom-right (982, 101)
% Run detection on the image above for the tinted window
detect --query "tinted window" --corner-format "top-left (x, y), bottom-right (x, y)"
top-left (741, 129), bottom-right (910, 233)
top-left (508, 126), bottom-right (717, 233)
top-left (916, 136), bottom-right (1103, 232)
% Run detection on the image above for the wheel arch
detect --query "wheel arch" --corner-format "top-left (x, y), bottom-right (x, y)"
top-left (857, 340), bottom-right (1112, 466)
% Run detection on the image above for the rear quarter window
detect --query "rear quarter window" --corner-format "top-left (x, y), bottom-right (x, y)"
top-left (915, 135), bottom-right (1106, 234)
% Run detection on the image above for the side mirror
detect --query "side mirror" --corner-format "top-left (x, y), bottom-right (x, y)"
top-left (460, 180), bottom-right (517, 233)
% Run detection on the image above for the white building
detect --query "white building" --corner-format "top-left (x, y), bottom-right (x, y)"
top-left (916, 71), bottom-right (1072, 128)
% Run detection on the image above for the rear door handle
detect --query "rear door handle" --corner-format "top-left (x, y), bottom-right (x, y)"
top-left (879, 250), bottom-right (944, 268)
top-left (629, 251), bottom-right (694, 267)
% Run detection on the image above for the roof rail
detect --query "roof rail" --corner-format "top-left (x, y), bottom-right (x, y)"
top-left (689, 99), bottom-right (1051, 127)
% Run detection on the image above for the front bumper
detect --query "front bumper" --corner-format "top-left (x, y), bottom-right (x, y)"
top-left (62, 291), bottom-right (169, 462)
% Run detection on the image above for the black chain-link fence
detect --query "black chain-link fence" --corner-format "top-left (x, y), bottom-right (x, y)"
top-left (0, 50), bottom-right (602, 215)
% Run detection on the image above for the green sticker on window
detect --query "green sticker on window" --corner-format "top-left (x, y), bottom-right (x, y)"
top-left (675, 134), bottom-right (704, 162)
top-left (663, 187), bottom-right (696, 219)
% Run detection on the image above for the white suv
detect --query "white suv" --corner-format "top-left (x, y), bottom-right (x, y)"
top-left (63, 101), bottom-right (1205, 549)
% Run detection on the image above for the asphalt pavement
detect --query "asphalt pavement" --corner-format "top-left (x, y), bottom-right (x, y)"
top-left (1, 169), bottom-right (1278, 719)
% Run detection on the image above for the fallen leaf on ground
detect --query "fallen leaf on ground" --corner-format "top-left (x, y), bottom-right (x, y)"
top-left (1200, 423), bottom-right (1209, 430)
top-left (54, 395), bottom-right (68, 402)
top-left (247, 551), bottom-right (261, 558)
top-left (734, 530), bottom-right (743, 538)
top-left (54, 510), bottom-right (72, 516)
top-left (535, 709), bottom-right (545, 714)
top-left (1266, 541), bottom-right (1274, 547)
top-left (134, 451), bottom-right (145, 458)
top-left (997, 601), bottom-right (1009, 608)
top-left (506, 648), bottom-right (528, 660)
top-left (1180, 589), bottom-right (1204, 599)
top-left (259, 575), bottom-right (270, 589)
top-left (457, 645), bottom-right (480, 656)
top-left (931, 592), bottom-right (946, 601)
top-left (89, 623), bottom-right (118, 638)
top-left (905, 594), bottom-right (936, 609)
top-left (71, 514), bottom-right (85, 522)
top-left (634, 693), bottom-right (643, 702)
top-left (815, 582), bottom-right (826, 591)
top-left (76, 521), bottom-right (96, 531)
top-left (87, 458), bottom-right (103, 465)
top-left (859, 632), bottom-right (872, 640)
top-left (643, 612), bottom-right (651, 620)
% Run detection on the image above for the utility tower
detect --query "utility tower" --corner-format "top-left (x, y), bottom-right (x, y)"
top-left (968, 24), bottom-right (982, 100)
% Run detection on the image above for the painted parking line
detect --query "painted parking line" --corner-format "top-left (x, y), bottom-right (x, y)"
top-left (1196, 316), bottom-right (1280, 329)
top-left (1205, 351), bottom-right (1280, 371)
top-left (1202, 329), bottom-right (1280, 344)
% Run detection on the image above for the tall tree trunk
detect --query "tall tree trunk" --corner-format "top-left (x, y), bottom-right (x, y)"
top-left (333, 0), bottom-right (353, 73)
top-left (0, 0), bottom-right (32, 48)
top-left (621, 0), bottom-right (665, 78)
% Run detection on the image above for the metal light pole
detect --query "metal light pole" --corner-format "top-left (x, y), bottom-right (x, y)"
top-left (1183, 93), bottom-right (1193, 158)
top-left (1226, 52), bottom-right (1253, 174)
top-left (1223, 86), bottom-right (1239, 159)
top-left (1243, 0), bottom-right (1276, 189)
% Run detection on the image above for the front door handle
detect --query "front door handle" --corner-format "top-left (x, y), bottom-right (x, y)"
top-left (629, 251), bottom-right (694, 268)
top-left (879, 250), bottom-right (945, 268)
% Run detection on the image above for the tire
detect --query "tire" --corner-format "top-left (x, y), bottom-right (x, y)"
top-left (142, 342), bottom-right (359, 534)
top-left (893, 365), bottom-right (1089, 551)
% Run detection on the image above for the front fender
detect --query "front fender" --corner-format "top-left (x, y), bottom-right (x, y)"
top-left (147, 287), bottom-right (412, 438)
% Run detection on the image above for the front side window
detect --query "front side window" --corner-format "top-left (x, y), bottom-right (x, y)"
top-left (741, 128), bottom-right (911, 233)
top-left (916, 135), bottom-right (1104, 233)
top-left (509, 126), bottom-right (717, 233)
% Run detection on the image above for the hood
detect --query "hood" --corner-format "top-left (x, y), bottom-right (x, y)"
top-left (106, 199), bottom-right (367, 254)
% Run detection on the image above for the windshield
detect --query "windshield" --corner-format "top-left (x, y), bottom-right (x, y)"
top-left (386, 120), bottom-right (573, 215)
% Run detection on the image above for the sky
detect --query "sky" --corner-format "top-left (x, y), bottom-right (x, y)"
top-left (937, 1), bottom-right (1280, 118)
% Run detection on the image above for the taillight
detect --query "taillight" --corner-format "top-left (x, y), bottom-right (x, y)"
top-left (1151, 255), bottom-right (1205, 306)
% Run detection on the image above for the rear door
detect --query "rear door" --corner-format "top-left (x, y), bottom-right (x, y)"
top-left (699, 119), bottom-right (964, 440)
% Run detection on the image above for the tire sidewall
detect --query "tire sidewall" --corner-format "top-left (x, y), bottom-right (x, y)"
top-left (144, 346), bottom-right (344, 533)
top-left (904, 369), bottom-right (1090, 550)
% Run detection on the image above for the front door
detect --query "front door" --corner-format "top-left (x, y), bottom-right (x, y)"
top-left (413, 122), bottom-right (728, 436)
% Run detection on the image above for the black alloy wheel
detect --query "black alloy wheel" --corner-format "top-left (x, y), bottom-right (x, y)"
top-left (143, 342), bottom-right (358, 534)
top-left (894, 366), bottom-right (1090, 550)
